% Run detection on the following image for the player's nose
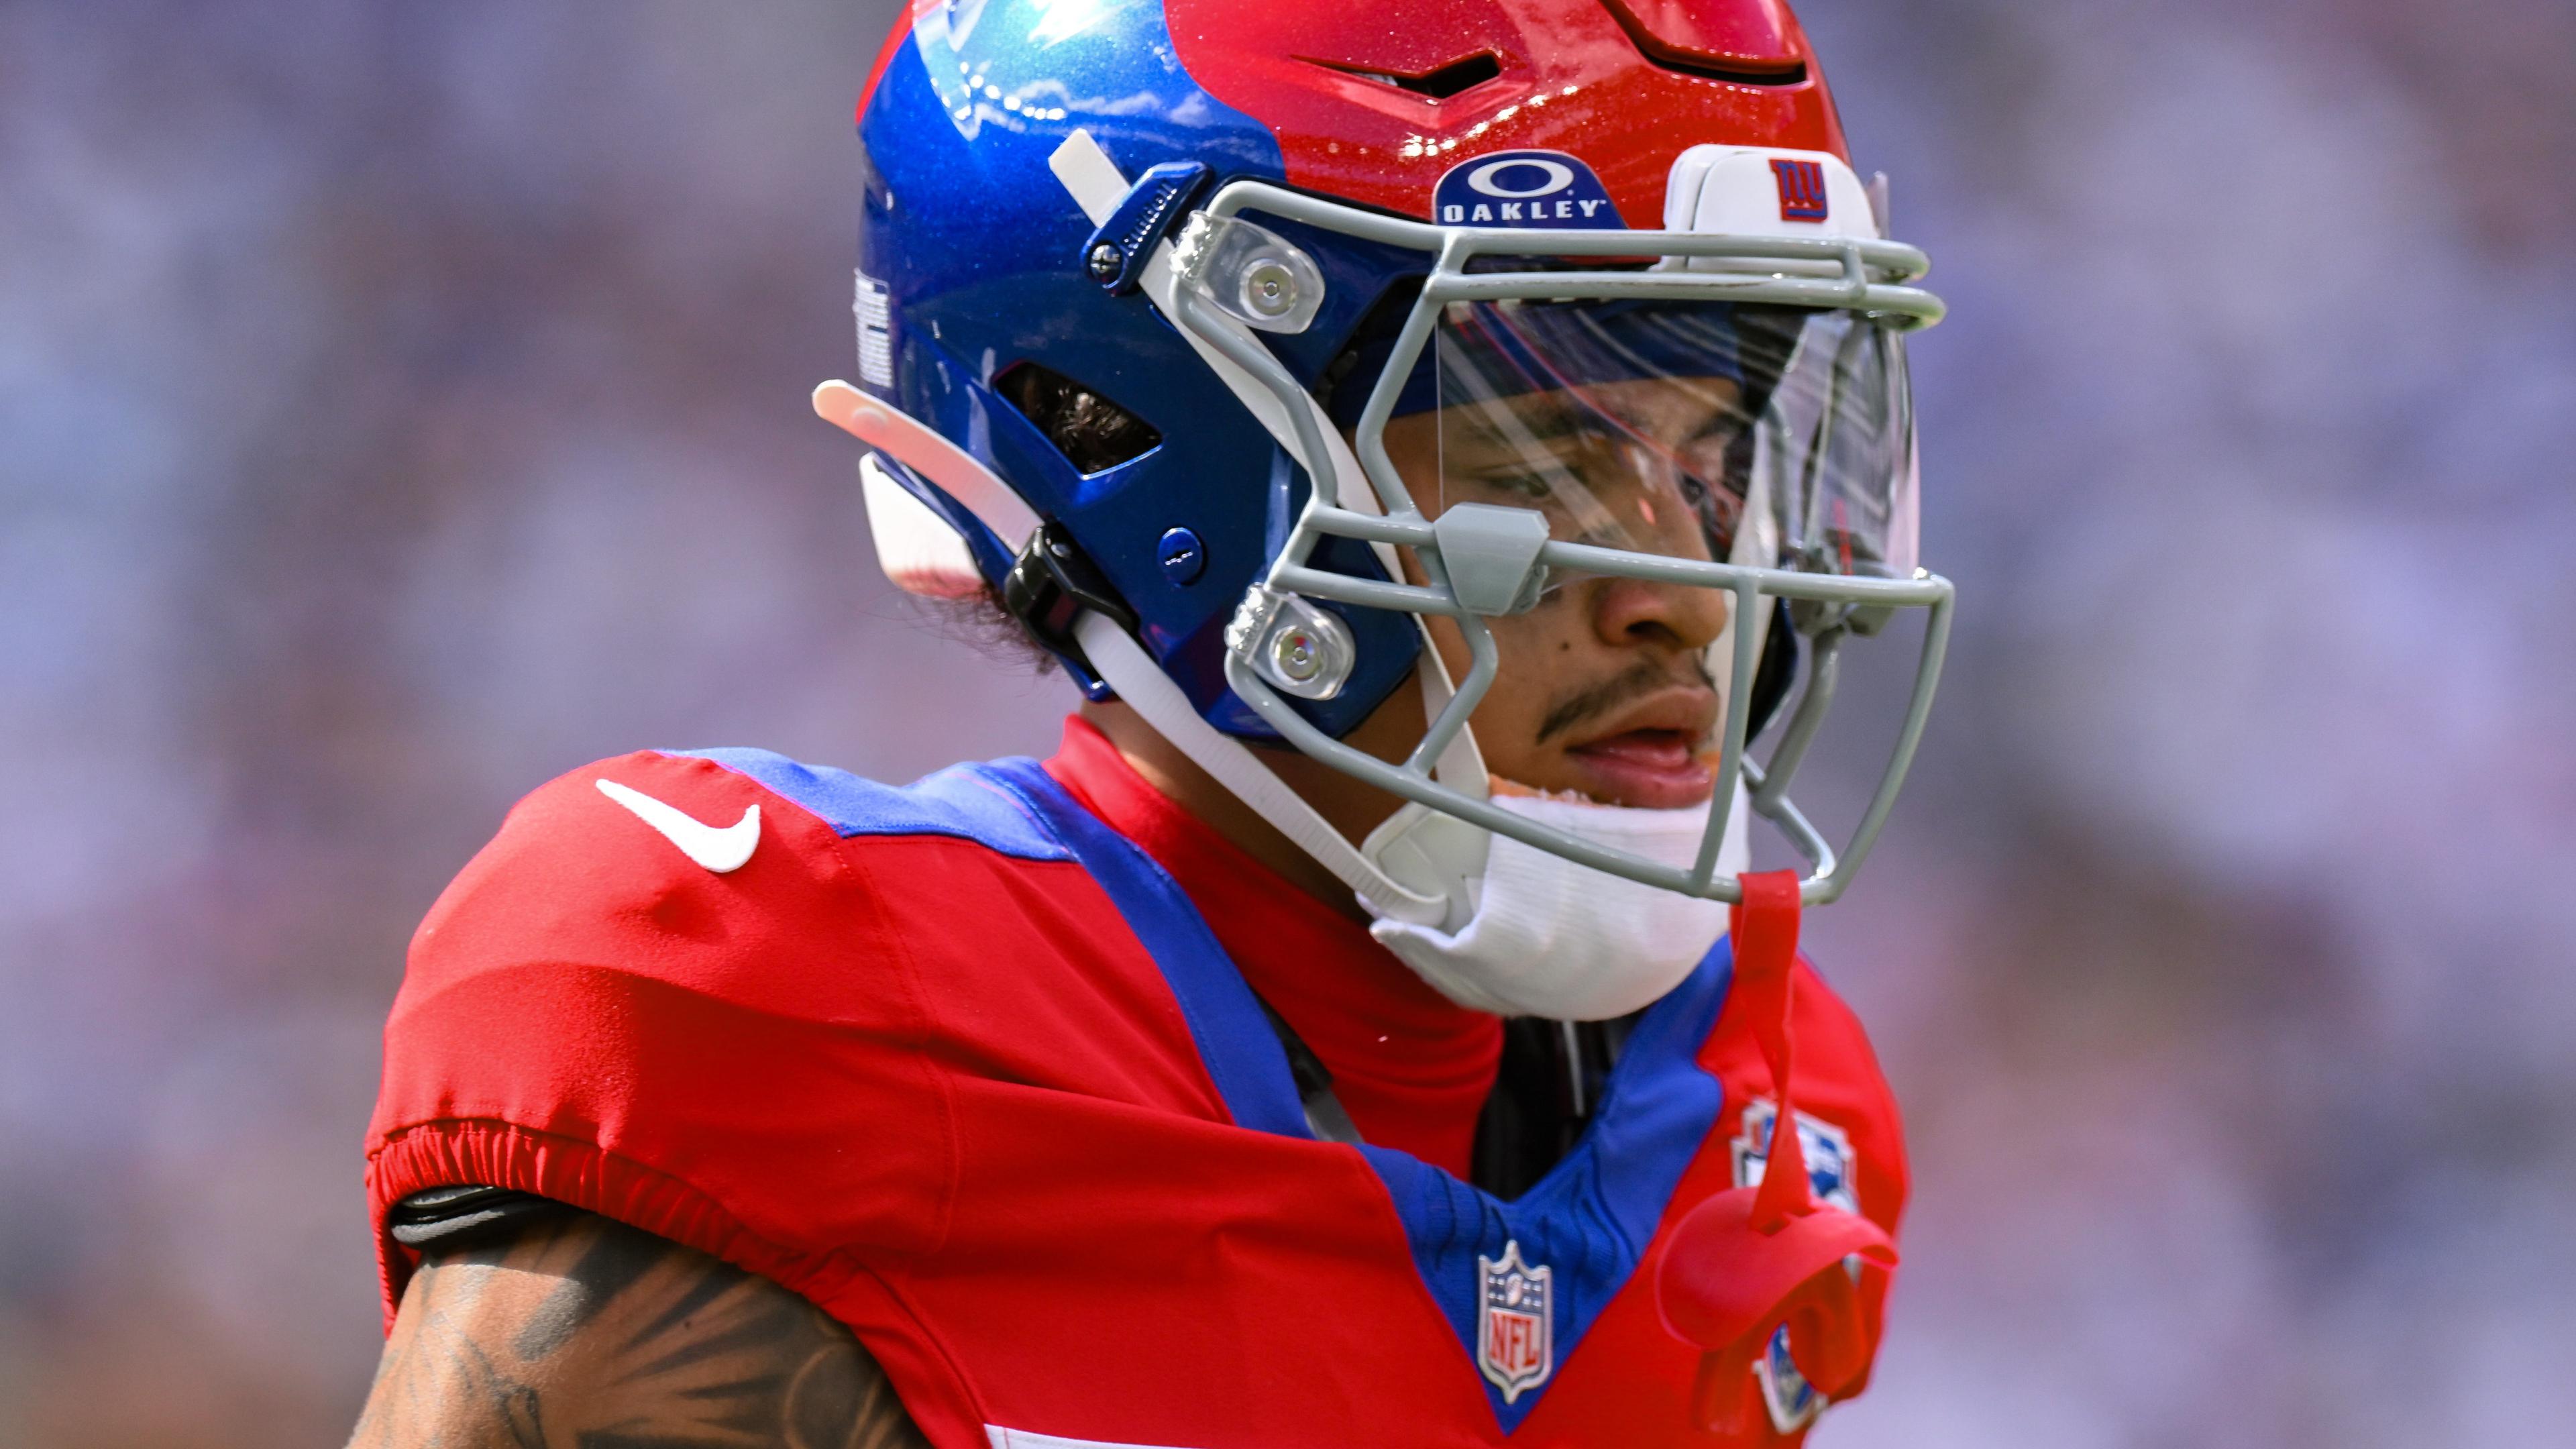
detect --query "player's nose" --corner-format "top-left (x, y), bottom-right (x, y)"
top-left (1590, 575), bottom-right (1729, 654)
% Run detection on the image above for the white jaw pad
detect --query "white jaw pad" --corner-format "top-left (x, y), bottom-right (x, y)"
top-left (858, 453), bottom-right (987, 600)
top-left (814, 380), bottom-right (1041, 554)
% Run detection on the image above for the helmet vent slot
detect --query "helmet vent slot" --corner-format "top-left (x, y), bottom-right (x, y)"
top-left (1307, 52), bottom-right (1503, 101)
top-left (996, 361), bottom-right (1163, 476)
top-left (1597, 1), bottom-right (1810, 88)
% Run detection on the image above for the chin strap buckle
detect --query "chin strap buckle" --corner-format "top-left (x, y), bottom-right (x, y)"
top-left (1002, 521), bottom-right (1136, 685)
top-left (1654, 870), bottom-right (1898, 1436)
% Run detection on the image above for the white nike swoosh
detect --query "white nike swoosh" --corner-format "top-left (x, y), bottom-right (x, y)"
top-left (594, 778), bottom-right (760, 873)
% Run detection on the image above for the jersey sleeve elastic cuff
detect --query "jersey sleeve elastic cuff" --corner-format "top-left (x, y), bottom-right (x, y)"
top-left (364, 1119), bottom-right (883, 1334)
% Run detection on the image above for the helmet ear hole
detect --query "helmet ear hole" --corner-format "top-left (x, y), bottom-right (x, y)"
top-left (995, 361), bottom-right (1163, 476)
top-left (1743, 599), bottom-right (1800, 741)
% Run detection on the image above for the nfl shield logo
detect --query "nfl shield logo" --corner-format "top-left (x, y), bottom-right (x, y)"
top-left (1477, 1240), bottom-right (1554, 1403)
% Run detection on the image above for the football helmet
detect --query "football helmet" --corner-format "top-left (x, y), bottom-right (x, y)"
top-left (820, 0), bottom-right (1951, 922)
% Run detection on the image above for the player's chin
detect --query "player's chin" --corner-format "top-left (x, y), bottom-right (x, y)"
top-left (1554, 730), bottom-right (1721, 811)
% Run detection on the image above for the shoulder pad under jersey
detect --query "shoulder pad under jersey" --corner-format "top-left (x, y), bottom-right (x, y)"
top-left (368, 747), bottom-right (1081, 1275)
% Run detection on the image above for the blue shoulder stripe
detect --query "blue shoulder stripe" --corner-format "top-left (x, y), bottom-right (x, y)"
top-left (969, 758), bottom-right (1313, 1140)
top-left (661, 748), bottom-right (1072, 862)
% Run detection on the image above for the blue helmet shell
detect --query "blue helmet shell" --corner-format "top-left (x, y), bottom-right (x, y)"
top-left (856, 2), bottom-right (1424, 740)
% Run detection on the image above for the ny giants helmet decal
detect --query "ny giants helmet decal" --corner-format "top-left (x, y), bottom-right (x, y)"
top-left (825, 0), bottom-right (1953, 918)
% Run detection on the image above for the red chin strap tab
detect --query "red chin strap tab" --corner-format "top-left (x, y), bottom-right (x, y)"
top-left (1654, 869), bottom-right (1897, 1436)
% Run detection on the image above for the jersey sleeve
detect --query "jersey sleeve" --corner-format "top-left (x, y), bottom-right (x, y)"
top-left (363, 749), bottom-right (956, 1324)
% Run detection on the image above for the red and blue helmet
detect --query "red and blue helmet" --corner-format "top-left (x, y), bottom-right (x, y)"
top-left (826, 0), bottom-right (1953, 911)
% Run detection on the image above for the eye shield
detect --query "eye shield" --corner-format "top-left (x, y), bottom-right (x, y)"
top-left (1358, 297), bottom-right (1919, 609)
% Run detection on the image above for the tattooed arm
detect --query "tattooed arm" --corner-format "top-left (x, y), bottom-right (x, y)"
top-left (349, 1209), bottom-right (930, 1449)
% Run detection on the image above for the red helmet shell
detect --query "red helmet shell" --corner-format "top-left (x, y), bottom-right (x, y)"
top-left (1166, 0), bottom-right (1847, 229)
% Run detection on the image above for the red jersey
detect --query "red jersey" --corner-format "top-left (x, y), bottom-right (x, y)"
top-left (368, 718), bottom-right (1908, 1446)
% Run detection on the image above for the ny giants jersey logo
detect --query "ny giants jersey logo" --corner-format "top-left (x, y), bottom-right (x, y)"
top-left (1730, 1097), bottom-right (1859, 1212)
top-left (1434, 150), bottom-right (1623, 229)
top-left (1770, 158), bottom-right (1831, 222)
top-left (1475, 1240), bottom-right (1554, 1402)
top-left (1732, 1099), bottom-right (1862, 1433)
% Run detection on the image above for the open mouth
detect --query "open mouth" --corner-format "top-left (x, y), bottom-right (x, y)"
top-left (1564, 727), bottom-right (1719, 810)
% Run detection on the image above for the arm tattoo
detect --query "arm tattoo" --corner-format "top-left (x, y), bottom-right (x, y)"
top-left (349, 1212), bottom-right (930, 1449)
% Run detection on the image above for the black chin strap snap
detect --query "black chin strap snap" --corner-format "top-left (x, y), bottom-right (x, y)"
top-left (1002, 521), bottom-right (1136, 688)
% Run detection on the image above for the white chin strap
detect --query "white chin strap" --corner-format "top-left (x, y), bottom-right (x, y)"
top-left (1073, 612), bottom-right (1462, 928)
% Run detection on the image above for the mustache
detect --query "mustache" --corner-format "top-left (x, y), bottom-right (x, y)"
top-left (1533, 654), bottom-right (1717, 746)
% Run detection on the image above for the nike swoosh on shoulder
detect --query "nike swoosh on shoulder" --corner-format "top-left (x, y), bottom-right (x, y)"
top-left (594, 777), bottom-right (761, 873)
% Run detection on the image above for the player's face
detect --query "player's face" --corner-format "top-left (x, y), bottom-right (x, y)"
top-left (1379, 376), bottom-right (1741, 810)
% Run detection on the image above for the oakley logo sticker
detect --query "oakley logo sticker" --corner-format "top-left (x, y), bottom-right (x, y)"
top-left (1770, 158), bottom-right (1830, 221)
top-left (1435, 150), bottom-right (1622, 229)
top-left (1466, 157), bottom-right (1574, 197)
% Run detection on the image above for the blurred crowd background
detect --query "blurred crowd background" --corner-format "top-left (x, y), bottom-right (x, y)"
top-left (5, 1), bottom-right (2571, 1444)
